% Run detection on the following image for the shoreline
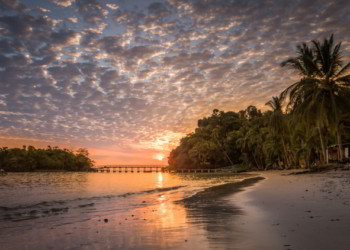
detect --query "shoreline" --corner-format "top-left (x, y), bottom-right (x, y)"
top-left (232, 170), bottom-right (350, 250)
top-left (0, 172), bottom-right (264, 250)
top-left (2, 170), bottom-right (350, 249)
top-left (180, 176), bottom-right (265, 203)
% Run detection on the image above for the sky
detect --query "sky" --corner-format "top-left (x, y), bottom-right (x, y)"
top-left (0, 0), bottom-right (350, 165)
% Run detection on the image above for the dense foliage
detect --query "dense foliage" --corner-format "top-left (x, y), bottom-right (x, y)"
top-left (168, 35), bottom-right (350, 170)
top-left (0, 146), bottom-right (94, 172)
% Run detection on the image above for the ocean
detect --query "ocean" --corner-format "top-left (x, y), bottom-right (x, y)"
top-left (0, 171), bottom-right (258, 249)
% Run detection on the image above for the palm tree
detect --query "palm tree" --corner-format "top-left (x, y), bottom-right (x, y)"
top-left (265, 95), bottom-right (291, 167)
top-left (281, 34), bottom-right (350, 163)
top-left (291, 121), bottom-right (319, 168)
top-left (236, 116), bottom-right (267, 170)
top-left (265, 95), bottom-right (284, 132)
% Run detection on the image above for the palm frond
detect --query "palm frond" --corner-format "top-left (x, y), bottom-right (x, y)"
top-left (335, 74), bottom-right (350, 86)
top-left (327, 42), bottom-right (343, 78)
top-left (281, 58), bottom-right (308, 75)
top-left (335, 62), bottom-right (350, 78)
top-left (312, 40), bottom-right (325, 72)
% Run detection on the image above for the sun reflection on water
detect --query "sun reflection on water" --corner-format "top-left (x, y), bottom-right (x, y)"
top-left (156, 172), bottom-right (164, 188)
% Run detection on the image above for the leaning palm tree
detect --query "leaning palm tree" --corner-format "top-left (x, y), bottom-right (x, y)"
top-left (281, 34), bottom-right (350, 163)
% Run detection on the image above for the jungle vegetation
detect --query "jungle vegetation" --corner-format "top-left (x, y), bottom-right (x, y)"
top-left (168, 35), bottom-right (350, 170)
top-left (0, 146), bottom-right (94, 172)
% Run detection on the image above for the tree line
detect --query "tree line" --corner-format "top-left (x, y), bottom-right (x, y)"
top-left (0, 146), bottom-right (94, 172)
top-left (168, 35), bottom-right (350, 170)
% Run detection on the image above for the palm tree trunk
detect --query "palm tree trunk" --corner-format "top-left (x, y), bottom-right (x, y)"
top-left (337, 129), bottom-right (343, 162)
top-left (214, 137), bottom-right (234, 166)
top-left (305, 153), bottom-right (309, 168)
top-left (259, 156), bottom-right (264, 170)
top-left (317, 126), bottom-right (326, 164)
top-left (306, 147), bottom-right (312, 169)
top-left (281, 139), bottom-right (290, 168)
top-left (252, 153), bottom-right (260, 169)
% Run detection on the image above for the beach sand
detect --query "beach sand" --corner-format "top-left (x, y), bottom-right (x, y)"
top-left (232, 170), bottom-right (350, 250)
top-left (2, 171), bottom-right (350, 249)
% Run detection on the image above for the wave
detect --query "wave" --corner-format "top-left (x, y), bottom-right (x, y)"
top-left (0, 185), bottom-right (186, 222)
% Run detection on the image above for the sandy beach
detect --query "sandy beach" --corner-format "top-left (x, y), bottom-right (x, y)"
top-left (1, 171), bottom-right (350, 249)
top-left (233, 170), bottom-right (350, 250)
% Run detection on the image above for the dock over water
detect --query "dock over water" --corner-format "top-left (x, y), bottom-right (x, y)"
top-left (92, 165), bottom-right (236, 173)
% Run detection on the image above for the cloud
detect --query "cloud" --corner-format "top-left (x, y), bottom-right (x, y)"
top-left (84, 22), bottom-right (107, 34)
top-left (106, 3), bottom-right (118, 10)
top-left (77, 0), bottom-right (107, 24)
top-left (0, 0), bottom-right (350, 164)
top-left (0, 15), bottom-right (52, 37)
top-left (51, 30), bottom-right (82, 47)
top-left (0, 0), bottom-right (28, 12)
top-left (37, 7), bottom-right (51, 13)
top-left (68, 17), bottom-right (78, 23)
top-left (53, 0), bottom-right (76, 7)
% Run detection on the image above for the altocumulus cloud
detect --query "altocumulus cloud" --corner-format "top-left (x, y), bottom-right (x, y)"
top-left (0, 0), bottom-right (349, 164)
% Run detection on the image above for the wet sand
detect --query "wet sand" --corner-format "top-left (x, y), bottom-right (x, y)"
top-left (0, 173), bottom-right (262, 250)
top-left (2, 171), bottom-right (350, 249)
top-left (233, 170), bottom-right (350, 250)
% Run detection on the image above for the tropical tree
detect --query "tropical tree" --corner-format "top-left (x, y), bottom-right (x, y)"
top-left (265, 95), bottom-right (291, 167)
top-left (0, 146), bottom-right (94, 172)
top-left (281, 34), bottom-right (350, 163)
top-left (235, 107), bottom-right (268, 170)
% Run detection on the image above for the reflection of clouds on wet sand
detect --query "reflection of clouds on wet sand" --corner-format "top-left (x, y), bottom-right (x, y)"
top-left (179, 177), bottom-right (264, 249)
top-left (183, 197), bottom-right (242, 248)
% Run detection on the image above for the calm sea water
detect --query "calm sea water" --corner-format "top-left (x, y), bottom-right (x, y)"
top-left (0, 172), bottom-right (255, 250)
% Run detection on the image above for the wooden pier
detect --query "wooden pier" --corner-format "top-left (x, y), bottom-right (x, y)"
top-left (92, 165), bottom-right (236, 173)
top-left (93, 165), bottom-right (166, 173)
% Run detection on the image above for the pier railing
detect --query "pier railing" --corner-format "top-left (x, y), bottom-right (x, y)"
top-left (92, 165), bottom-right (236, 173)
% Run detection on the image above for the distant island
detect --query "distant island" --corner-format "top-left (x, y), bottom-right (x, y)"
top-left (0, 146), bottom-right (94, 172)
top-left (168, 34), bottom-right (350, 170)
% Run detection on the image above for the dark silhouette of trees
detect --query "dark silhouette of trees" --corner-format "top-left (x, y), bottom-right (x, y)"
top-left (0, 146), bottom-right (94, 172)
top-left (281, 34), bottom-right (350, 163)
top-left (168, 35), bottom-right (350, 170)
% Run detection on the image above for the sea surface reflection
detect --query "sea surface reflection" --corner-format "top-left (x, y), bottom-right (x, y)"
top-left (0, 172), bottom-right (256, 249)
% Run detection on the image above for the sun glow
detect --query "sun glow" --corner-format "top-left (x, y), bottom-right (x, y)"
top-left (153, 153), bottom-right (165, 161)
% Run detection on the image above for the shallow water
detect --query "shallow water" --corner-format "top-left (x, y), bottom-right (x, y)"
top-left (0, 172), bottom-right (256, 249)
